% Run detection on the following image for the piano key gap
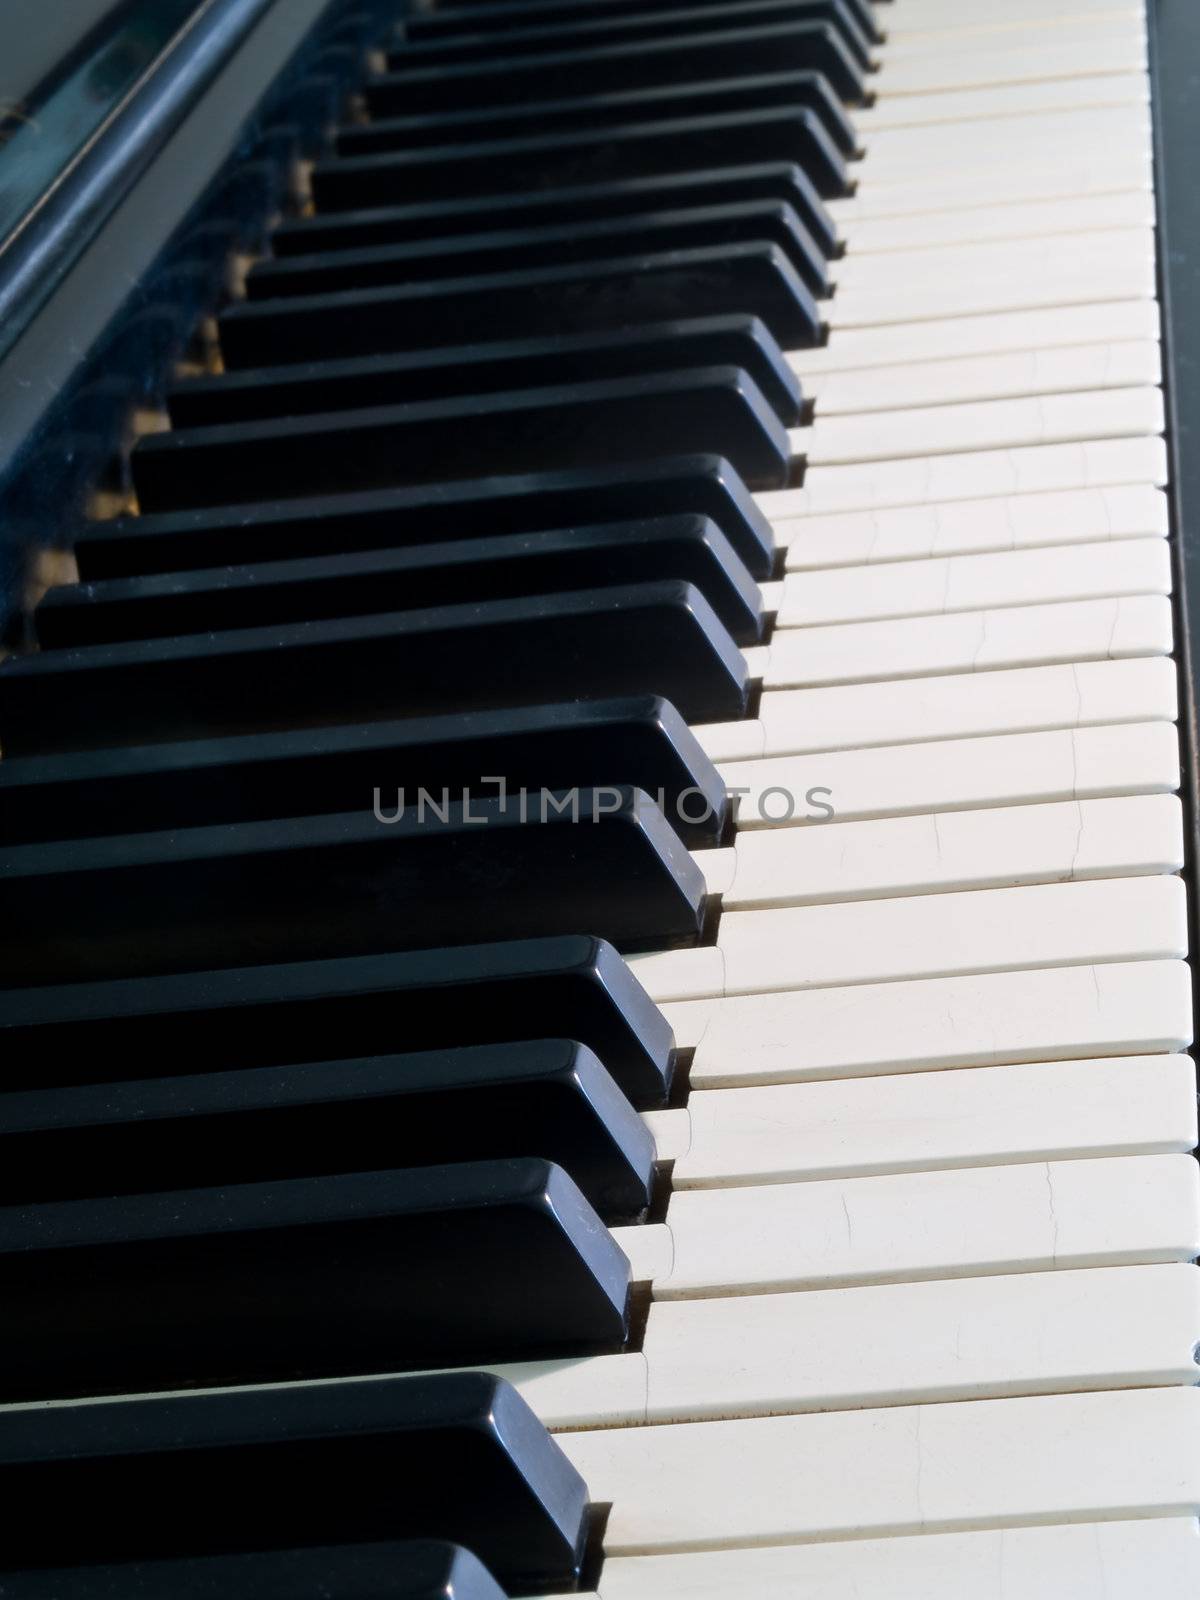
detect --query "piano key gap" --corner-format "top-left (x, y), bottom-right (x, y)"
top-left (578, 1503), bottom-right (612, 1595)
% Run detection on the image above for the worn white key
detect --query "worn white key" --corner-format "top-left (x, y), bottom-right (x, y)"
top-left (710, 794), bottom-right (1182, 909)
top-left (828, 158), bottom-right (1153, 228)
top-left (793, 387), bottom-right (1162, 465)
top-left (761, 436), bottom-right (1168, 518)
top-left (790, 301), bottom-right (1160, 376)
top-left (758, 596), bottom-right (1172, 690)
top-left (565, 1389), bottom-right (1200, 1552)
top-left (828, 253), bottom-right (1154, 327)
top-left (843, 190), bottom-right (1156, 254)
top-left (589, 1519), bottom-right (1200, 1600)
top-left (856, 74), bottom-right (1149, 135)
top-left (697, 655), bottom-right (1178, 764)
top-left (805, 343), bottom-right (1161, 416)
top-left (774, 540), bottom-right (1169, 626)
top-left (633, 874), bottom-right (1188, 1002)
top-left (778, 485), bottom-right (1168, 570)
top-left (667, 957), bottom-right (1193, 1086)
top-left (490, 1264), bottom-right (1200, 1432)
top-left (875, 35), bottom-right (1146, 99)
top-left (610, 1152), bottom-right (1200, 1296)
top-left (659, 1054), bottom-right (1197, 1186)
top-left (719, 723), bottom-right (1179, 829)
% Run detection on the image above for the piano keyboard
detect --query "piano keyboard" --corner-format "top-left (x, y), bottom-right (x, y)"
top-left (0, 0), bottom-right (1196, 1594)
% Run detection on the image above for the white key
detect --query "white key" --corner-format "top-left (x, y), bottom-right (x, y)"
top-left (879, 13), bottom-right (1144, 57)
top-left (663, 1055), bottom-right (1198, 1186)
top-left (778, 485), bottom-right (1168, 570)
top-left (833, 229), bottom-right (1154, 297)
top-left (887, 0), bottom-right (1141, 34)
top-left (843, 191), bottom-right (1156, 254)
top-left (875, 35), bottom-right (1146, 98)
top-left (828, 157), bottom-right (1152, 225)
top-left (590, 1520), bottom-right (1200, 1600)
top-left (668, 957), bottom-right (1193, 1086)
top-left (806, 342), bottom-right (1161, 416)
top-left (773, 540), bottom-right (1170, 626)
top-left (758, 596), bottom-right (1173, 690)
top-left (760, 436), bottom-right (1168, 517)
top-left (794, 387), bottom-right (1162, 465)
top-left (861, 108), bottom-right (1150, 173)
top-left (828, 252), bottom-right (1154, 326)
top-left (566, 1389), bottom-right (1200, 1549)
top-left (490, 1265), bottom-right (1200, 1431)
top-left (790, 301), bottom-right (1160, 376)
top-left (718, 723), bottom-right (1180, 827)
top-left (632, 874), bottom-right (1188, 1002)
top-left (730, 656), bottom-right (1179, 761)
top-left (711, 794), bottom-right (1182, 909)
top-left (856, 74), bottom-right (1149, 134)
top-left (613, 1154), bottom-right (1200, 1298)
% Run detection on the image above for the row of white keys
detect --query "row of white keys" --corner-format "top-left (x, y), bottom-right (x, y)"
top-left (583, 1520), bottom-right (1200, 1600)
top-left (761, 435), bottom-right (1168, 516)
top-left (791, 387), bottom-right (1162, 466)
top-left (855, 73), bottom-right (1148, 134)
top-left (718, 722), bottom-right (1178, 827)
top-left (700, 655), bottom-right (1177, 760)
top-left (650, 1053), bottom-right (1197, 1186)
top-left (562, 1388), bottom-right (1200, 1556)
top-left (791, 301), bottom-right (1159, 376)
top-left (777, 484), bottom-right (1167, 568)
top-left (485, 1263), bottom-right (1199, 1431)
top-left (801, 341), bottom-right (1161, 417)
top-left (871, 29), bottom-right (1146, 99)
top-left (698, 793), bottom-right (1183, 909)
top-left (767, 539), bottom-right (1169, 626)
top-left (630, 874), bottom-right (1187, 1001)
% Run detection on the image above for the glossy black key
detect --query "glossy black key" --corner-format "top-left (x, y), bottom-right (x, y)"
top-left (312, 108), bottom-right (848, 210)
top-left (166, 314), bottom-right (803, 429)
top-left (407, 0), bottom-right (879, 39)
top-left (0, 1157), bottom-right (629, 1400)
top-left (39, 516), bottom-right (764, 648)
top-left (274, 160), bottom-right (837, 262)
top-left (0, 581), bottom-right (748, 753)
top-left (0, 1541), bottom-right (507, 1600)
top-left (0, 1040), bottom-right (655, 1218)
top-left (0, 935), bottom-right (674, 1104)
top-left (337, 70), bottom-right (857, 160)
top-left (130, 369), bottom-right (791, 510)
top-left (219, 244), bottom-right (821, 367)
top-left (0, 696), bottom-right (728, 849)
top-left (388, 0), bottom-right (871, 70)
top-left (0, 786), bottom-right (708, 984)
top-left (0, 1373), bottom-right (588, 1590)
top-left (249, 199), bottom-right (829, 299)
top-left (367, 21), bottom-right (864, 114)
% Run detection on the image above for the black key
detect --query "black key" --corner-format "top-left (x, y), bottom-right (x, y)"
top-left (0, 1540), bottom-right (507, 1600)
top-left (0, 696), bottom-right (728, 849)
top-left (0, 935), bottom-right (674, 1105)
top-left (249, 199), bottom-right (829, 300)
top-left (337, 70), bottom-right (857, 160)
top-left (367, 21), bottom-right (864, 114)
top-left (0, 1157), bottom-right (629, 1400)
top-left (312, 108), bottom-right (848, 210)
top-left (166, 314), bottom-right (804, 429)
top-left (0, 581), bottom-right (748, 753)
top-left (39, 516), bottom-right (764, 648)
top-left (130, 369), bottom-right (792, 511)
top-left (389, 0), bottom-right (871, 70)
top-left (219, 244), bottom-right (822, 367)
top-left (408, 0), bottom-right (879, 40)
top-left (0, 1372), bottom-right (589, 1590)
top-left (0, 1040), bottom-right (656, 1218)
top-left (273, 160), bottom-right (837, 261)
top-left (75, 455), bottom-right (775, 582)
top-left (0, 787), bottom-right (708, 984)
